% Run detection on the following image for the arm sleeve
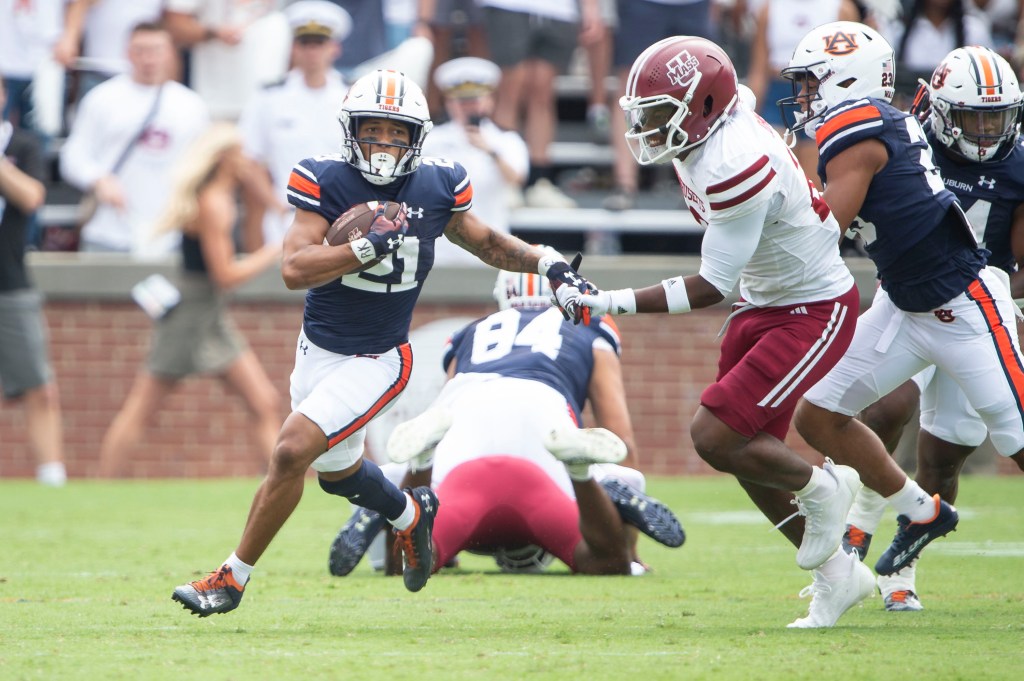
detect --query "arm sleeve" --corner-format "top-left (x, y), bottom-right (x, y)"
top-left (697, 197), bottom-right (771, 297)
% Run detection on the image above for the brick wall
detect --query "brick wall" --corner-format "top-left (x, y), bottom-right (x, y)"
top-left (1, 300), bottom-right (1018, 479)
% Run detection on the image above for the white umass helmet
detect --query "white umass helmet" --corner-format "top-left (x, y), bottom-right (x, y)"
top-left (493, 246), bottom-right (559, 310)
top-left (928, 46), bottom-right (1024, 163)
top-left (338, 70), bottom-right (434, 185)
top-left (779, 21), bottom-right (895, 136)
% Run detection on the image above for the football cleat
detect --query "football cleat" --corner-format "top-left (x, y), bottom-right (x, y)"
top-left (394, 486), bottom-right (439, 592)
top-left (387, 407), bottom-right (453, 464)
top-left (600, 478), bottom-right (685, 548)
top-left (329, 507), bottom-right (386, 577)
top-left (795, 460), bottom-right (861, 570)
top-left (172, 565), bottom-right (245, 617)
top-left (884, 590), bottom-right (924, 612)
top-left (842, 524), bottom-right (873, 561)
top-left (875, 495), bottom-right (958, 576)
top-left (544, 427), bottom-right (627, 466)
top-left (788, 552), bottom-right (875, 628)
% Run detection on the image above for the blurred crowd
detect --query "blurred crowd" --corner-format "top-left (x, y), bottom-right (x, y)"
top-left (1, 1), bottom-right (1022, 256)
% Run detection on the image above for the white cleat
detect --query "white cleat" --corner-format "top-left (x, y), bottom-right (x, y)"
top-left (543, 427), bottom-right (627, 465)
top-left (788, 552), bottom-right (875, 628)
top-left (795, 460), bottom-right (861, 570)
top-left (387, 407), bottom-right (454, 464)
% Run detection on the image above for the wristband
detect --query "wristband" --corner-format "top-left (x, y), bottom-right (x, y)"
top-left (662, 276), bottom-right (691, 314)
top-left (605, 288), bottom-right (637, 315)
top-left (537, 254), bottom-right (566, 277)
top-left (350, 237), bottom-right (378, 264)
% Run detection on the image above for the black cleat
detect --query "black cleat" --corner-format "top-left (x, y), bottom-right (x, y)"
top-left (842, 523), bottom-right (873, 561)
top-left (329, 508), bottom-right (386, 576)
top-left (600, 478), bottom-right (685, 548)
top-left (172, 565), bottom-right (245, 617)
top-left (394, 486), bottom-right (439, 592)
top-left (875, 495), bottom-right (958, 575)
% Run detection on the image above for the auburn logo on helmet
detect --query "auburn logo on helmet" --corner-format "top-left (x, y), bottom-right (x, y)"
top-left (822, 31), bottom-right (859, 56)
top-left (932, 62), bottom-right (952, 90)
top-left (666, 50), bottom-right (700, 87)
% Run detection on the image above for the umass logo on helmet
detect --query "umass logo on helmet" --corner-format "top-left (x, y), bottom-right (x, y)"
top-left (666, 51), bottom-right (700, 88)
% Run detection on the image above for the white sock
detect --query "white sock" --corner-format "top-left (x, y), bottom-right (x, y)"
top-left (847, 487), bottom-right (888, 534)
top-left (390, 492), bottom-right (416, 531)
top-left (817, 547), bottom-right (853, 581)
top-left (36, 462), bottom-right (67, 487)
top-left (566, 462), bottom-right (593, 482)
top-left (225, 552), bottom-right (254, 586)
top-left (886, 479), bottom-right (937, 523)
top-left (795, 465), bottom-right (837, 502)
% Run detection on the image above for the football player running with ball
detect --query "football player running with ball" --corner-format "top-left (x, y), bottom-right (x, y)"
top-left (172, 70), bottom-right (590, 617)
top-left (845, 46), bottom-right (1024, 612)
top-left (565, 36), bottom-right (879, 628)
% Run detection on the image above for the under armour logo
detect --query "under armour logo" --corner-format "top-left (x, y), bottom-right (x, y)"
top-left (419, 491), bottom-right (434, 514)
top-left (978, 176), bottom-right (996, 189)
top-left (406, 206), bottom-right (424, 219)
top-left (386, 234), bottom-right (404, 250)
top-left (299, 340), bottom-right (309, 355)
top-left (933, 309), bottom-right (955, 323)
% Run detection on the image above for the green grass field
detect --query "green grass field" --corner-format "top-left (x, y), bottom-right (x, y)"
top-left (2, 476), bottom-right (1022, 680)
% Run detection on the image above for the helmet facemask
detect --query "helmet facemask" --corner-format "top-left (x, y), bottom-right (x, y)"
top-left (778, 63), bottom-right (833, 138)
top-left (341, 114), bottom-right (428, 185)
top-left (935, 101), bottom-right (1021, 162)
top-left (621, 88), bottom-right (699, 165)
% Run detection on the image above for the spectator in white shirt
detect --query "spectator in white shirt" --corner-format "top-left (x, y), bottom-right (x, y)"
top-left (59, 22), bottom-right (209, 256)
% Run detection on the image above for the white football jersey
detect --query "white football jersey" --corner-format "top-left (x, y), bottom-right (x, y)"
top-left (673, 104), bottom-right (854, 307)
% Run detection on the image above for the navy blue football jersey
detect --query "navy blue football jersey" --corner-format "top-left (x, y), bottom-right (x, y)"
top-left (816, 98), bottom-right (986, 312)
top-left (442, 307), bottom-right (622, 422)
top-left (287, 155), bottom-right (473, 354)
top-left (930, 133), bottom-right (1024, 274)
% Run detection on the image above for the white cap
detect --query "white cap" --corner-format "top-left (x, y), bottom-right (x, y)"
top-left (285, 1), bottom-right (352, 42)
top-left (433, 57), bottom-right (502, 98)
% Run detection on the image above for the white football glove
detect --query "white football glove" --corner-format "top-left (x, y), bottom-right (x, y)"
top-left (577, 288), bottom-right (637, 316)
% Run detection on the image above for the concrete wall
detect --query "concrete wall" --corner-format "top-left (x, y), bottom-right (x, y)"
top-left (0, 254), bottom-right (1010, 479)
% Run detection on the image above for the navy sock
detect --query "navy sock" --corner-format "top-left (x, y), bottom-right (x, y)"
top-left (318, 459), bottom-right (407, 521)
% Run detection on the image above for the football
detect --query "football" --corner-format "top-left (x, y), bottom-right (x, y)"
top-left (325, 200), bottom-right (404, 272)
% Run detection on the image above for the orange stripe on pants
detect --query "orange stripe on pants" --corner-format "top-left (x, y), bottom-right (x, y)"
top-left (966, 279), bottom-right (1024, 410)
top-left (327, 343), bottom-right (413, 447)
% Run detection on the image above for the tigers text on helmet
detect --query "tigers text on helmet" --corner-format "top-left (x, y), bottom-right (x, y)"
top-left (928, 46), bottom-right (1023, 163)
top-left (619, 36), bottom-right (739, 165)
top-left (779, 21), bottom-right (894, 138)
top-left (338, 70), bottom-right (433, 185)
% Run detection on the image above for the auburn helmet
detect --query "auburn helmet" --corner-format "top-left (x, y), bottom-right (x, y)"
top-left (779, 21), bottom-right (895, 137)
top-left (929, 46), bottom-right (1023, 163)
top-left (493, 245), bottom-right (560, 310)
top-left (338, 70), bottom-right (433, 185)
top-left (619, 36), bottom-right (739, 165)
